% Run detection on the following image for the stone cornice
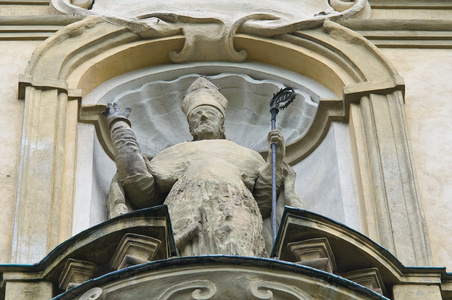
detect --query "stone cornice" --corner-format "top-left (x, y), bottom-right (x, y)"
top-left (340, 19), bottom-right (452, 48)
top-left (369, 0), bottom-right (452, 9)
top-left (0, 0), bottom-right (48, 4)
top-left (0, 15), bottom-right (81, 25)
top-left (1, 14), bottom-right (452, 50)
top-left (0, 15), bottom-right (82, 40)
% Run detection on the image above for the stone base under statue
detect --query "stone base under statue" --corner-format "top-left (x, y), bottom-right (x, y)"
top-left (53, 256), bottom-right (386, 300)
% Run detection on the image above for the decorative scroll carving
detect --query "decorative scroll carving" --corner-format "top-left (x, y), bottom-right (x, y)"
top-left (162, 15), bottom-right (250, 62)
top-left (249, 280), bottom-right (308, 300)
top-left (50, 0), bottom-right (370, 34)
top-left (287, 237), bottom-right (336, 273)
top-left (58, 258), bottom-right (97, 291)
top-left (78, 287), bottom-right (103, 300)
top-left (70, 0), bottom-right (93, 9)
top-left (159, 280), bottom-right (217, 300)
top-left (109, 233), bottom-right (162, 270)
top-left (49, 0), bottom-right (370, 62)
top-left (330, 0), bottom-right (362, 12)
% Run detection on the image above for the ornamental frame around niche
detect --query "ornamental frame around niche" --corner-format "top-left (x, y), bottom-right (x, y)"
top-left (13, 16), bottom-right (431, 268)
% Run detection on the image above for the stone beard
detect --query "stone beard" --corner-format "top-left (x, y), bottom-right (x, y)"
top-left (104, 77), bottom-right (301, 256)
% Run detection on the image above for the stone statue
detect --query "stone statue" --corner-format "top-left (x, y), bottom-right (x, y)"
top-left (102, 77), bottom-right (302, 257)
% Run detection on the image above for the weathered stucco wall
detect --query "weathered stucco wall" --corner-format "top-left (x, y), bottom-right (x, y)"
top-left (381, 48), bottom-right (452, 270)
top-left (0, 41), bottom-right (42, 263)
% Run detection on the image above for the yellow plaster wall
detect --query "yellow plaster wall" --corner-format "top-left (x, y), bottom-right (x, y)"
top-left (381, 48), bottom-right (452, 270)
top-left (0, 40), bottom-right (42, 263)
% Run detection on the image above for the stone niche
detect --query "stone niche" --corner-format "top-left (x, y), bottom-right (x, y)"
top-left (75, 61), bottom-right (361, 237)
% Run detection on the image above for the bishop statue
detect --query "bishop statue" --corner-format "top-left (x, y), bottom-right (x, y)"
top-left (102, 77), bottom-right (302, 257)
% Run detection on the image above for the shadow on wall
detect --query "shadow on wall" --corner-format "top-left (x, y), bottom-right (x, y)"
top-left (293, 122), bottom-right (361, 232)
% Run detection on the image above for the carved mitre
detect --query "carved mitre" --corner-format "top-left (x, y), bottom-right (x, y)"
top-left (181, 78), bottom-right (228, 117)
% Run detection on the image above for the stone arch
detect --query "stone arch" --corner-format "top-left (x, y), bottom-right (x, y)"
top-left (18, 17), bottom-right (404, 165)
top-left (13, 16), bottom-right (430, 269)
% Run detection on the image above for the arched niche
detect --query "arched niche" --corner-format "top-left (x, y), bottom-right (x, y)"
top-left (77, 62), bottom-right (341, 231)
top-left (13, 16), bottom-right (431, 268)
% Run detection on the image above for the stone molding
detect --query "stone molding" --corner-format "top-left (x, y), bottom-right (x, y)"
top-left (58, 259), bottom-right (97, 291)
top-left (2, 11), bottom-right (452, 50)
top-left (0, 16), bottom-right (81, 41)
top-left (109, 233), bottom-right (162, 270)
top-left (369, 0), bottom-right (452, 9)
top-left (287, 237), bottom-right (337, 273)
top-left (0, 0), bottom-right (49, 3)
top-left (341, 268), bottom-right (387, 295)
top-left (340, 19), bottom-right (452, 49)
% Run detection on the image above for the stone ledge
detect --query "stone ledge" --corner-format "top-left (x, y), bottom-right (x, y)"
top-left (340, 19), bottom-right (452, 49)
top-left (369, 0), bottom-right (452, 9)
top-left (0, 0), bottom-right (49, 4)
top-left (0, 16), bottom-right (83, 40)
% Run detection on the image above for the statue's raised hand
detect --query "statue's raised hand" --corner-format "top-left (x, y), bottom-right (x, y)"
top-left (102, 103), bottom-right (132, 128)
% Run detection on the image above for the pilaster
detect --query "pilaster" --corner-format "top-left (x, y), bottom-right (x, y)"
top-left (5, 281), bottom-right (53, 300)
top-left (349, 91), bottom-right (432, 266)
top-left (11, 86), bottom-right (77, 263)
top-left (393, 284), bottom-right (442, 300)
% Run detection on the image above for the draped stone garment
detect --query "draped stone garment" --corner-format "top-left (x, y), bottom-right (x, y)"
top-left (107, 123), bottom-right (302, 257)
top-left (148, 140), bottom-right (267, 257)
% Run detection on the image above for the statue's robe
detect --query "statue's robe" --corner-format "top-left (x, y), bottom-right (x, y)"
top-left (150, 140), bottom-right (266, 256)
top-left (107, 125), bottom-right (302, 256)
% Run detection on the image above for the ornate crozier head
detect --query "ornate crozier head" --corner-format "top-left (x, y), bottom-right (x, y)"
top-left (182, 77), bottom-right (228, 140)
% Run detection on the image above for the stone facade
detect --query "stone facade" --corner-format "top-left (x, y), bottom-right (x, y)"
top-left (0, 0), bottom-right (451, 299)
